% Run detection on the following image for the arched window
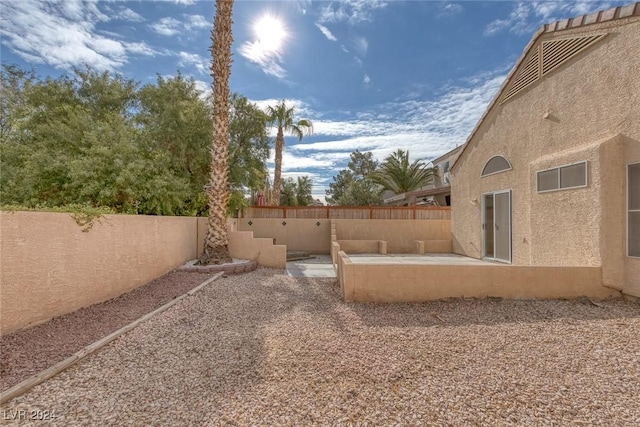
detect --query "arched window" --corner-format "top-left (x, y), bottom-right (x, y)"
top-left (482, 155), bottom-right (512, 177)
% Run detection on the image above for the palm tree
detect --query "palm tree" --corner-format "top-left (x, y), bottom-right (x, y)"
top-left (265, 101), bottom-right (313, 206)
top-left (369, 149), bottom-right (437, 194)
top-left (200, 0), bottom-right (234, 265)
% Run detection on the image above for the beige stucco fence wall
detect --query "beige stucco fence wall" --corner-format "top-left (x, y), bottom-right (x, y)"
top-left (0, 212), bottom-right (286, 334)
top-left (236, 218), bottom-right (452, 254)
top-left (0, 212), bottom-right (198, 334)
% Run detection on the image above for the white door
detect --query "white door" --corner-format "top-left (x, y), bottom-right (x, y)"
top-left (482, 190), bottom-right (511, 263)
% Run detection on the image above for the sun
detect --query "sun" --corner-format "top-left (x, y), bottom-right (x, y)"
top-left (254, 14), bottom-right (286, 53)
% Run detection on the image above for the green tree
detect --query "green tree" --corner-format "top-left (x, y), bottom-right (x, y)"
top-left (227, 94), bottom-right (270, 214)
top-left (326, 150), bottom-right (382, 205)
top-left (370, 149), bottom-right (437, 194)
top-left (200, 0), bottom-right (234, 264)
top-left (295, 176), bottom-right (313, 206)
top-left (279, 177), bottom-right (298, 206)
top-left (0, 64), bottom-right (35, 141)
top-left (265, 100), bottom-right (313, 206)
top-left (136, 73), bottom-right (212, 215)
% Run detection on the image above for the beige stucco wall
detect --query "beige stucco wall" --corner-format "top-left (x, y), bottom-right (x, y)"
top-left (337, 252), bottom-right (618, 303)
top-left (197, 218), bottom-right (286, 268)
top-left (236, 218), bottom-right (452, 254)
top-left (0, 212), bottom-right (198, 334)
top-left (237, 218), bottom-right (331, 253)
top-left (451, 17), bottom-right (640, 295)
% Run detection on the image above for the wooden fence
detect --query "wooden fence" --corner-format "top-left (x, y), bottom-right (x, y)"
top-left (241, 206), bottom-right (451, 220)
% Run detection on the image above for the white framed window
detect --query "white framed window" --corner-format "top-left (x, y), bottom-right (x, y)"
top-left (537, 161), bottom-right (588, 193)
top-left (628, 162), bottom-right (640, 258)
top-left (481, 155), bottom-right (512, 177)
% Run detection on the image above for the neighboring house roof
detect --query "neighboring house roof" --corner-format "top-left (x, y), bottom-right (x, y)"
top-left (450, 2), bottom-right (640, 171)
top-left (432, 145), bottom-right (463, 165)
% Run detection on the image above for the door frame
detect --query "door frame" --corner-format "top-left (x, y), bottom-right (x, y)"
top-left (481, 189), bottom-right (512, 263)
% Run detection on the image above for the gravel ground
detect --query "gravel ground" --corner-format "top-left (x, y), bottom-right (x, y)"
top-left (1, 270), bottom-right (213, 390)
top-left (2, 268), bottom-right (639, 426)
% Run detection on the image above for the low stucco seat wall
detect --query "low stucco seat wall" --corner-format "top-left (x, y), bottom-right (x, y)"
top-left (333, 219), bottom-right (451, 254)
top-left (336, 240), bottom-right (387, 255)
top-left (337, 251), bottom-right (619, 303)
top-left (414, 240), bottom-right (453, 254)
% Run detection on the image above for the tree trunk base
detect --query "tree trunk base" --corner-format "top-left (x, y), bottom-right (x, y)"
top-left (198, 245), bottom-right (233, 265)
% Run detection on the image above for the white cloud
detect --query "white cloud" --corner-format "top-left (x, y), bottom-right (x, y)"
top-left (315, 23), bottom-right (338, 41)
top-left (149, 17), bottom-right (182, 36)
top-left (173, 0), bottom-right (195, 5)
top-left (186, 14), bottom-right (209, 30)
top-left (267, 152), bottom-right (335, 170)
top-left (0, 0), bottom-right (151, 71)
top-left (363, 74), bottom-right (371, 85)
top-left (150, 14), bottom-right (208, 36)
top-left (124, 42), bottom-right (158, 56)
top-left (115, 7), bottom-right (144, 22)
top-left (193, 80), bottom-right (212, 100)
top-left (285, 69), bottom-right (506, 165)
top-left (238, 41), bottom-right (286, 79)
top-left (317, 0), bottom-right (389, 25)
top-left (179, 51), bottom-right (208, 75)
top-left (440, 3), bottom-right (463, 16)
top-left (352, 36), bottom-right (368, 57)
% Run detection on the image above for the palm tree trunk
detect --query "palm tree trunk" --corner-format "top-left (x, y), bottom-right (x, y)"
top-left (200, 0), bottom-right (233, 265)
top-left (272, 127), bottom-right (284, 206)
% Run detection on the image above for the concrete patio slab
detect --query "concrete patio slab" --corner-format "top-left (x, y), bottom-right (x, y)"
top-left (286, 254), bottom-right (336, 278)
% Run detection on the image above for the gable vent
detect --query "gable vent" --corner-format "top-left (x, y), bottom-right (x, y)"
top-left (501, 33), bottom-right (606, 104)
top-left (501, 49), bottom-right (540, 103)
top-left (541, 34), bottom-right (606, 75)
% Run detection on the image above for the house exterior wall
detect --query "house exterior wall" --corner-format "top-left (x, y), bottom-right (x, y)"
top-left (451, 18), bottom-right (639, 294)
top-left (624, 141), bottom-right (640, 296)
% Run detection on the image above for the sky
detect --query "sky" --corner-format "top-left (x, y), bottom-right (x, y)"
top-left (0, 0), bottom-right (629, 201)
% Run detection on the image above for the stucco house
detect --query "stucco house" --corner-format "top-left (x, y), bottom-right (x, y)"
top-left (450, 3), bottom-right (640, 297)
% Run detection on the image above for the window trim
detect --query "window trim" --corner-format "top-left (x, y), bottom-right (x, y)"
top-left (628, 162), bottom-right (640, 258)
top-left (536, 160), bottom-right (588, 193)
top-left (481, 155), bottom-right (512, 178)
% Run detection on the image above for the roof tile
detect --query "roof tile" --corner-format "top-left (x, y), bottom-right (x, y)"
top-left (583, 11), bottom-right (601, 25)
top-left (570, 16), bottom-right (585, 28)
top-left (543, 2), bottom-right (639, 33)
top-left (601, 8), bottom-right (617, 21)
top-left (619, 3), bottom-right (638, 17)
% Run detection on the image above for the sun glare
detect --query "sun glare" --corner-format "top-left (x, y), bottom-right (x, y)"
top-left (254, 14), bottom-right (286, 52)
